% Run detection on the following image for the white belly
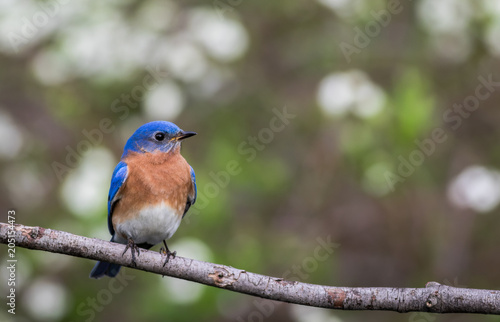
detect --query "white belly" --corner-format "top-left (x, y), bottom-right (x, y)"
top-left (114, 202), bottom-right (182, 246)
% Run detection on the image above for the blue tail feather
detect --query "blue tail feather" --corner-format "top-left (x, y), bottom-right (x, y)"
top-left (89, 237), bottom-right (153, 278)
top-left (90, 236), bottom-right (121, 279)
top-left (90, 261), bottom-right (121, 279)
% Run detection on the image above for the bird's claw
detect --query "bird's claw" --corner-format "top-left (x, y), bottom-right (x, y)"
top-left (160, 247), bottom-right (176, 266)
top-left (122, 238), bottom-right (140, 267)
top-left (160, 240), bottom-right (176, 267)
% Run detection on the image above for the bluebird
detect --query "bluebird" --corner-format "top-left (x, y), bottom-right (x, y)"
top-left (90, 121), bottom-right (197, 278)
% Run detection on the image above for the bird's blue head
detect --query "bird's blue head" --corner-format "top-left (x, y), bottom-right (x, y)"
top-left (122, 121), bottom-right (196, 158)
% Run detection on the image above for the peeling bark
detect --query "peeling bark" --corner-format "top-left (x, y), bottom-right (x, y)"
top-left (1, 223), bottom-right (499, 314)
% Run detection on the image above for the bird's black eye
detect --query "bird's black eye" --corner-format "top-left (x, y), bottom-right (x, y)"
top-left (154, 132), bottom-right (165, 141)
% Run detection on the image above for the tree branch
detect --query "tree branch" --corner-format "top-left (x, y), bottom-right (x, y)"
top-left (1, 222), bottom-right (499, 314)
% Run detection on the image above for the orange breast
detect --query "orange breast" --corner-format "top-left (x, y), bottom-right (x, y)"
top-left (112, 151), bottom-right (194, 228)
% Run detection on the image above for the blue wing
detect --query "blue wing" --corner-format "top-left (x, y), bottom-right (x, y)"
top-left (183, 165), bottom-right (197, 218)
top-left (190, 166), bottom-right (197, 205)
top-left (107, 161), bottom-right (128, 235)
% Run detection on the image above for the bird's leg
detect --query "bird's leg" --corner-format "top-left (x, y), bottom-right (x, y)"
top-left (160, 240), bottom-right (177, 266)
top-left (122, 238), bottom-right (140, 267)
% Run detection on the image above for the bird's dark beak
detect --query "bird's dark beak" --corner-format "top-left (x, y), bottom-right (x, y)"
top-left (176, 131), bottom-right (197, 141)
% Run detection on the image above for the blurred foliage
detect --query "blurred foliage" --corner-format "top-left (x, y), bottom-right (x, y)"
top-left (1, 1), bottom-right (500, 322)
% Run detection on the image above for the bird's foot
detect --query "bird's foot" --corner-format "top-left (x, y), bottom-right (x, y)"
top-left (122, 238), bottom-right (140, 267)
top-left (160, 240), bottom-right (176, 267)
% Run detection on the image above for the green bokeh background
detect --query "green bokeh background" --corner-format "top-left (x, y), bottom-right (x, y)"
top-left (1, 1), bottom-right (500, 322)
